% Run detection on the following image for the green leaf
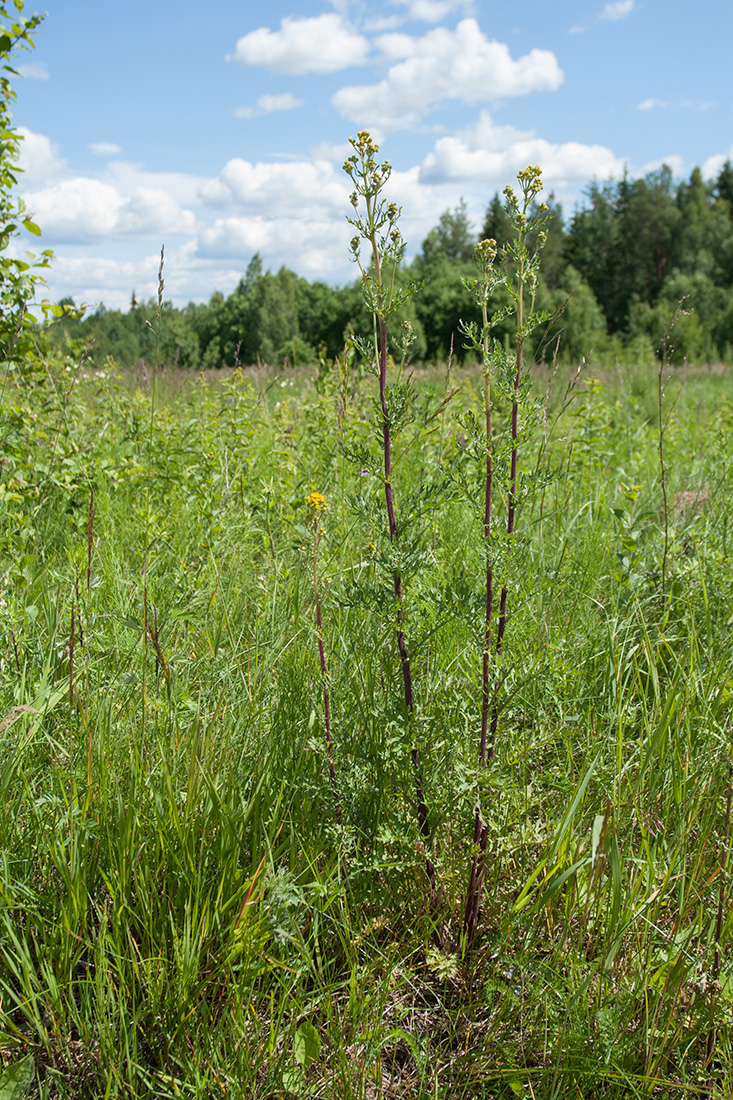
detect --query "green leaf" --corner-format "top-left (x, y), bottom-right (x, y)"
top-left (282, 1066), bottom-right (305, 1095)
top-left (0, 1055), bottom-right (35, 1099)
top-left (537, 856), bottom-right (592, 907)
top-left (293, 1020), bottom-right (321, 1068)
top-left (22, 219), bottom-right (40, 236)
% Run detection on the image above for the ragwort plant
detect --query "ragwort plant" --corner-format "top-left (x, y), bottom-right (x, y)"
top-left (343, 131), bottom-right (436, 895)
top-left (459, 167), bottom-right (552, 944)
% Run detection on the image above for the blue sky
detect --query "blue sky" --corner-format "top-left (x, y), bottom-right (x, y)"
top-left (11, 0), bottom-right (733, 309)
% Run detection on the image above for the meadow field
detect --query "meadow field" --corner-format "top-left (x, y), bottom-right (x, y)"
top-left (0, 0), bottom-right (732, 1087)
top-left (0, 342), bottom-right (732, 1098)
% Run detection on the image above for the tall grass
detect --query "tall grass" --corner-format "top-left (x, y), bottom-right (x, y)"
top-left (0, 242), bottom-right (733, 1093)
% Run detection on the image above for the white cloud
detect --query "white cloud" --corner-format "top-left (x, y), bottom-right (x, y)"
top-left (199, 157), bottom-right (349, 215)
top-left (639, 155), bottom-right (685, 177)
top-left (391, 0), bottom-right (474, 22)
top-left (638, 97), bottom-right (715, 112)
top-left (227, 14), bottom-right (369, 75)
top-left (16, 127), bottom-right (66, 185)
top-left (116, 188), bottom-right (196, 236)
top-left (17, 61), bottom-right (49, 80)
top-left (90, 142), bottom-right (122, 155)
top-left (46, 253), bottom-right (167, 310)
top-left (25, 179), bottom-right (125, 241)
top-left (703, 149), bottom-right (733, 180)
top-left (105, 162), bottom-right (207, 207)
top-left (600, 0), bottom-right (634, 20)
top-left (333, 20), bottom-right (563, 130)
top-left (235, 93), bottom-right (304, 120)
top-left (15, 131), bottom-right (200, 245)
top-left (361, 14), bottom-right (403, 33)
top-left (45, 245), bottom-right (249, 312)
top-left (196, 214), bottom-right (350, 278)
top-left (376, 32), bottom-right (417, 61)
top-left (18, 111), bottom-right (634, 310)
top-left (419, 111), bottom-right (625, 186)
top-left (309, 139), bottom-right (361, 164)
top-left (22, 177), bottom-right (196, 244)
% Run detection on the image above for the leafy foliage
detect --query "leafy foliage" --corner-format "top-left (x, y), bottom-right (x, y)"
top-left (0, 1), bottom-right (54, 366)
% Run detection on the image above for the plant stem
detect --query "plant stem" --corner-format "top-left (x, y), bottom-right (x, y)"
top-left (658, 343), bottom-right (669, 601)
top-left (464, 291), bottom-right (494, 943)
top-left (346, 132), bottom-right (435, 895)
top-left (376, 308), bottom-right (434, 892)
top-left (312, 522), bottom-right (342, 831)
top-left (489, 232), bottom-right (525, 758)
top-left (463, 173), bottom-right (545, 944)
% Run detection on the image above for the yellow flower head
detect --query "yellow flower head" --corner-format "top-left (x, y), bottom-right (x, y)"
top-left (305, 492), bottom-right (328, 512)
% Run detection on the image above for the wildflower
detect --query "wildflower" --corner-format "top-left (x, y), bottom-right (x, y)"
top-left (305, 491), bottom-right (328, 512)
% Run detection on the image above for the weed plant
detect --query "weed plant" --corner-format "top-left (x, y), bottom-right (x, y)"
top-left (0, 155), bottom-right (732, 1097)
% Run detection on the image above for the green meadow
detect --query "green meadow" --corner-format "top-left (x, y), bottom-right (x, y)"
top-left (1, 2), bottom-right (733, 1086)
top-left (1, 333), bottom-right (733, 1096)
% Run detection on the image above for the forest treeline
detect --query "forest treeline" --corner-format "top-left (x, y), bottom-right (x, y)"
top-left (50, 160), bottom-right (733, 368)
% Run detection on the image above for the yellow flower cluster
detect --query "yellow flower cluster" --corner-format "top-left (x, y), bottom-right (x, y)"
top-left (305, 492), bottom-right (328, 512)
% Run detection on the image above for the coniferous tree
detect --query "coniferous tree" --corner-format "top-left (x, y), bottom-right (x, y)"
top-left (480, 192), bottom-right (513, 251)
top-left (715, 160), bottom-right (733, 210)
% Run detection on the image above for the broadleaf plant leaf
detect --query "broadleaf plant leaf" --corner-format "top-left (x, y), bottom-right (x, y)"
top-left (293, 1020), bottom-right (321, 1068)
top-left (0, 1055), bottom-right (35, 1099)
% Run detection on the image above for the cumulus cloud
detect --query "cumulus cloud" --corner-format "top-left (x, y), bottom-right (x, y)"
top-left (227, 14), bottom-right (369, 75)
top-left (89, 142), bottom-right (122, 155)
top-left (47, 254), bottom-right (167, 310)
top-left (20, 103), bottom-right (635, 310)
top-left (193, 157), bottom-right (358, 281)
top-left (419, 111), bottom-right (625, 186)
top-left (235, 93), bottom-right (304, 119)
top-left (46, 245), bottom-right (251, 313)
top-left (333, 20), bottom-right (563, 130)
top-left (637, 98), bottom-right (668, 111)
top-left (44, 250), bottom-right (201, 314)
top-left (22, 178), bottom-right (196, 244)
top-left (16, 127), bottom-right (66, 185)
top-left (24, 179), bottom-right (125, 241)
top-left (199, 157), bottom-right (349, 215)
top-left (600, 0), bottom-right (634, 20)
top-left (104, 163), bottom-right (206, 208)
top-left (703, 148), bottom-right (733, 180)
top-left (196, 215), bottom-right (350, 278)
